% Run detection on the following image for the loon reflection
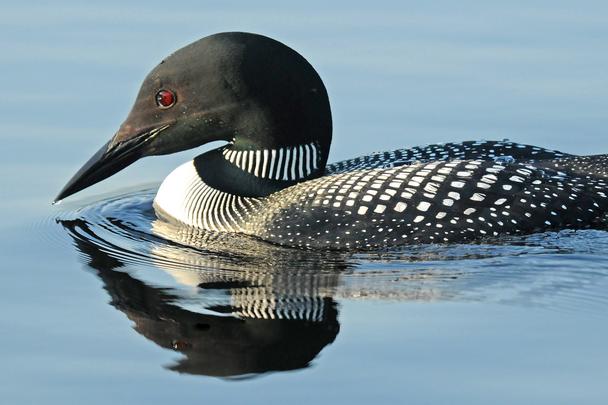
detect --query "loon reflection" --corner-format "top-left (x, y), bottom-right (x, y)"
top-left (58, 195), bottom-right (608, 377)
top-left (61, 219), bottom-right (340, 378)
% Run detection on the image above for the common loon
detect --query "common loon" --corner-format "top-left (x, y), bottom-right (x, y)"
top-left (56, 32), bottom-right (608, 249)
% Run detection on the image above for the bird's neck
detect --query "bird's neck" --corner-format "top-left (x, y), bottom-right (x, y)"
top-left (193, 142), bottom-right (327, 198)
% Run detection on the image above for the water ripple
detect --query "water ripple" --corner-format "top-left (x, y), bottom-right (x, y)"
top-left (50, 188), bottom-right (608, 311)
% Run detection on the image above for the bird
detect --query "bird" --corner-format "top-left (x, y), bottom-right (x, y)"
top-left (55, 32), bottom-right (608, 250)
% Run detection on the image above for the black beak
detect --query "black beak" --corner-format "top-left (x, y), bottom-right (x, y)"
top-left (54, 125), bottom-right (169, 203)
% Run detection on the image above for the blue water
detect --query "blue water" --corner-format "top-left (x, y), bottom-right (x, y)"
top-left (2, 1), bottom-right (608, 403)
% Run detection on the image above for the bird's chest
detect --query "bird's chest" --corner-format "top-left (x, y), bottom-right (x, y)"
top-left (153, 160), bottom-right (262, 232)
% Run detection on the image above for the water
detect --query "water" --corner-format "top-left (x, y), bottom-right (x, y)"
top-left (2, 1), bottom-right (608, 403)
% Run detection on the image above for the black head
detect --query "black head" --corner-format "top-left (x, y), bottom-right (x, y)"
top-left (55, 32), bottom-right (332, 201)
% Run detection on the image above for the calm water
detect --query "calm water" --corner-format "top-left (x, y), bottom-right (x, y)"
top-left (2, 1), bottom-right (608, 404)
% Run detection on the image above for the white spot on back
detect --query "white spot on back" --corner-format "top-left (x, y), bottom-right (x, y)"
top-left (394, 202), bottom-right (407, 212)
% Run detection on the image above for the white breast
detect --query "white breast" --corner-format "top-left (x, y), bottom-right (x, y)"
top-left (153, 160), bottom-right (202, 225)
top-left (154, 160), bottom-right (262, 232)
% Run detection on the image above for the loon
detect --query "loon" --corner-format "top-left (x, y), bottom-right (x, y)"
top-left (56, 32), bottom-right (608, 250)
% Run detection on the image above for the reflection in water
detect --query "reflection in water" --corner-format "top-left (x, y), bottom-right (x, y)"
top-left (62, 219), bottom-right (340, 377)
top-left (56, 189), bottom-right (608, 377)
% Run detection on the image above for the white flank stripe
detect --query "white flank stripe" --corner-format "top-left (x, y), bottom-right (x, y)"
top-left (213, 192), bottom-right (225, 230)
top-left (194, 178), bottom-right (215, 228)
top-left (206, 189), bottom-right (222, 230)
top-left (183, 176), bottom-right (201, 218)
top-left (241, 197), bottom-right (257, 211)
top-left (222, 194), bottom-right (234, 229)
top-left (196, 184), bottom-right (217, 228)
top-left (230, 194), bottom-right (243, 221)
top-left (224, 194), bottom-right (240, 230)
top-left (188, 179), bottom-right (208, 228)
top-left (199, 187), bottom-right (216, 229)
top-left (228, 196), bottom-right (242, 228)
top-left (235, 195), bottom-right (248, 215)
top-left (189, 183), bottom-right (203, 227)
top-left (217, 192), bottom-right (230, 231)
top-left (209, 190), bottom-right (222, 231)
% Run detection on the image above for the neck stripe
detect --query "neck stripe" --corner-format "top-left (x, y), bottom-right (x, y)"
top-left (222, 142), bottom-right (320, 181)
top-left (304, 144), bottom-right (312, 175)
top-left (269, 149), bottom-right (277, 179)
top-left (262, 149), bottom-right (269, 178)
top-left (305, 145), bottom-right (312, 173)
top-left (254, 150), bottom-right (262, 177)
top-left (248, 150), bottom-right (255, 173)
top-left (276, 148), bottom-right (284, 180)
top-left (298, 145), bottom-right (305, 178)
top-left (290, 147), bottom-right (298, 180)
top-left (239, 150), bottom-right (247, 169)
top-left (283, 148), bottom-right (291, 181)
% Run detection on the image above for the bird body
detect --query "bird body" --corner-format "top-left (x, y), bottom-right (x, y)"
top-left (154, 140), bottom-right (608, 249)
top-left (56, 33), bottom-right (608, 250)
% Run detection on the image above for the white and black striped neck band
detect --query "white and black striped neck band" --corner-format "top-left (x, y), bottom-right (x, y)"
top-left (222, 142), bottom-right (321, 181)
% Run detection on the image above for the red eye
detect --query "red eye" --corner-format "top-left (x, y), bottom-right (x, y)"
top-left (155, 89), bottom-right (176, 108)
